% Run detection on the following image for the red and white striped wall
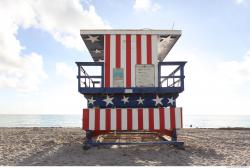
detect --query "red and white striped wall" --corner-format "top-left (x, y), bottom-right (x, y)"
top-left (104, 34), bottom-right (159, 88)
top-left (82, 107), bottom-right (183, 131)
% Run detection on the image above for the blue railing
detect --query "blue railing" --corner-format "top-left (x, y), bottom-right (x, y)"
top-left (76, 61), bottom-right (186, 94)
top-left (158, 61), bottom-right (186, 91)
top-left (76, 62), bottom-right (104, 89)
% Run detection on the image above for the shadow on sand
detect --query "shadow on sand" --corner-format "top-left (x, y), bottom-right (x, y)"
top-left (18, 142), bottom-right (224, 166)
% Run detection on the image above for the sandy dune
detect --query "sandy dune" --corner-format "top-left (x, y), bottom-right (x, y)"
top-left (0, 127), bottom-right (249, 166)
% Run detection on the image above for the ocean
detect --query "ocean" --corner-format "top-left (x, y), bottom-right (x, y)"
top-left (0, 114), bottom-right (250, 128)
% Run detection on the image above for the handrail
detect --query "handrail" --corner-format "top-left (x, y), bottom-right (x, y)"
top-left (168, 79), bottom-right (180, 87)
top-left (167, 65), bottom-right (181, 77)
top-left (80, 66), bottom-right (94, 87)
top-left (159, 61), bottom-right (186, 88)
top-left (76, 62), bottom-right (104, 88)
top-left (160, 75), bottom-right (182, 87)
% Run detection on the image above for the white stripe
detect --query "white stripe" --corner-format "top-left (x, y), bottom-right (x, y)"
top-left (164, 108), bottom-right (170, 129)
top-left (104, 35), bottom-right (107, 84)
top-left (152, 35), bottom-right (158, 87)
top-left (89, 109), bottom-right (95, 130)
top-left (154, 108), bottom-right (160, 130)
top-left (110, 34), bottom-right (116, 87)
top-left (141, 35), bottom-right (147, 64)
top-left (111, 109), bottom-right (116, 130)
top-left (121, 108), bottom-right (127, 130)
top-left (132, 108), bottom-right (138, 130)
top-left (99, 109), bottom-right (106, 130)
top-left (121, 35), bottom-right (126, 87)
top-left (131, 35), bottom-right (136, 87)
top-left (143, 108), bottom-right (149, 130)
top-left (175, 108), bottom-right (181, 128)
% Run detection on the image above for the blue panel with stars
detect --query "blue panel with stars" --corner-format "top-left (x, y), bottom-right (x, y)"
top-left (87, 94), bottom-right (176, 108)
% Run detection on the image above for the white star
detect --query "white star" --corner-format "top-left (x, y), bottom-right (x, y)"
top-left (121, 96), bottom-right (129, 104)
top-left (153, 95), bottom-right (163, 106)
top-left (167, 97), bottom-right (175, 105)
top-left (160, 36), bottom-right (171, 44)
top-left (88, 97), bottom-right (95, 105)
top-left (137, 97), bottom-right (144, 105)
top-left (103, 95), bottom-right (114, 106)
top-left (94, 49), bottom-right (102, 54)
top-left (85, 35), bottom-right (100, 43)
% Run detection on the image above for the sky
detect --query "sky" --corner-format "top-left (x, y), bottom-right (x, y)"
top-left (0, 0), bottom-right (250, 115)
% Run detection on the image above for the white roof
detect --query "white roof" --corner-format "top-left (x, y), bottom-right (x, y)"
top-left (80, 29), bottom-right (181, 62)
top-left (80, 29), bottom-right (181, 35)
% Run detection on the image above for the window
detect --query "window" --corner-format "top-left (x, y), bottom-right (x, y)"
top-left (113, 68), bottom-right (124, 87)
top-left (135, 64), bottom-right (155, 87)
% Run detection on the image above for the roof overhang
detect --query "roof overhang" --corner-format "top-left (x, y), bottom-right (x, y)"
top-left (80, 29), bottom-right (181, 35)
top-left (80, 29), bottom-right (181, 62)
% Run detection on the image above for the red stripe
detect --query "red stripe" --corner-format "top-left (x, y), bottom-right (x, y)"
top-left (127, 108), bottom-right (132, 130)
top-left (138, 108), bottom-right (143, 130)
top-left (149, 108), bottom-right (154, 130)
top-left (159, 107), bottom-right (165, 130)
top-left (116, 35), bottom-right (121, 68)
top-left (146, 35), bottom-right (152, 64)
top-left (83, 109), bottom-right (89, 130)
top-left (126, 35), bottom-right (131, 87)
top-left (105, 109), bottom-right (111, 131)
top-left (116, 109), bottom-right (121, 131)
top-left (170, 107), bottom-right (176, 129)
top-left (95, 108), bottom-right (100, 130)
top-left (105, 34), bottom-right (110, 87)
top-left (136, 35), bottom-right (141, 64)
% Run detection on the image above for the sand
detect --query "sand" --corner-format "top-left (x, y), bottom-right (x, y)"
top-left (0, 127), bottom-right (249, 166)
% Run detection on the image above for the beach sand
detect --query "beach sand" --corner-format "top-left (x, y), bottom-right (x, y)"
top-left (0, 127), bottom-right (249, 166)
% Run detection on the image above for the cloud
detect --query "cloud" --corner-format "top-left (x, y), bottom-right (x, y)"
top-left (234, 0), bottom-right (248, 6)
top-left (133, 0), bottom-right (161, 12)
top-left (0, 0), bottom-right (110, 91)
top-left (0, 61), bottom-right (85, 115)
top-left (167, 49), bottom-right (250, 115)
top-left (1, 80), bottom-right (86, 115)
top-left (53, 62), bottom-right (85, 115)
top-left (217, 51), bottom-right (250, 85)
top-left (235, 0), bottom-right (244, 4)
top-left (0, 1), bottom-right (47, 92)
top-left (0, 52), bottom-right (47, 92)
top-left (30, 0), bottom-right (111, 51)
top-left (56, 62), bottom-right (75, 81)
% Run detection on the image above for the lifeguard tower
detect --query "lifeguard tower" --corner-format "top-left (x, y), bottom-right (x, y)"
top-left (76, 29), bottom-right (186, 149)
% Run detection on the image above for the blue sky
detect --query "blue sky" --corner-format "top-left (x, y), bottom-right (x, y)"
top-left (0, 0), bottom-right (250, 115)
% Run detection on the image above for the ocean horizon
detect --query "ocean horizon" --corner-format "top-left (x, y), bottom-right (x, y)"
top-left (0, 114), bottom-right (250, 128)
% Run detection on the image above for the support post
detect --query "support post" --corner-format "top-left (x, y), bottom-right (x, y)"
top-left (83, 130), bottom-right (93, 150)
top-left (171, 99), bottom-right (177, 141)
top-left (77, 65), bottom-right (80, 92)
top-left (171, 129), bottom-right (177, 141)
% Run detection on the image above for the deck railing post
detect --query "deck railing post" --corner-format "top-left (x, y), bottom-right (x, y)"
top-left (180, 64), bottom-right (184, 91)
top-left (158, 63), bottom-right (161, 87)
top-left (78, 65), bottom-right (80, 91)
top-left (89, 77), bottom-right (90, 88)
top-left (101, 63), bottom-right (104, 88)
top-left (171, 101), bottom-right (177, 141)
